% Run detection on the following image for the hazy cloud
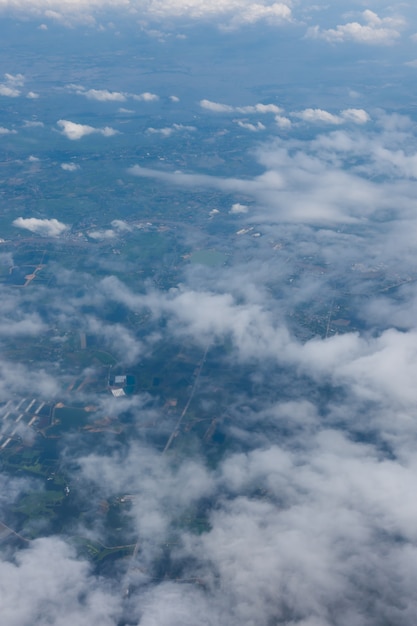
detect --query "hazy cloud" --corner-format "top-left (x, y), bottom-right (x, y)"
top-left (61, 162), bottom-right (80, 171)
top-left (23, 120), bottom-right (44, 128)
top-left (147, 123), bottom-right (196, 137)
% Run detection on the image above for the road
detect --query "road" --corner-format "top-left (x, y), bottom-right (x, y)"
top-left (162, 342), bottom-right (210, 455)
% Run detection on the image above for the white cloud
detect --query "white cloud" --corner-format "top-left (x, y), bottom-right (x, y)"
top-left (147, 123), bottom-right (196, 137)
top-left (26, 91), bottom-right (39, 99)
top-left (79, 88), bottom-right (126, 102)
top-left (2, 15), bottom-right (417, 624)
top-left (57, 119), bottom-right (118, 140)
top-left (0, 313), bottom-right (46, 338)
top-left (111, 219), bottom-right (132, 232)
top-left (341, 108), bottom-right (370, 124)
top-left (58, 101), bottom-right (417, 620)
top-left (0, 85), bottom-right (20, 97)
top-left (0, 537), bottom-right (121, 626)
top-left (139, 0), bottom-right (292, 27)
top-left (147, 127), bottom-right (172, 137)
top-left (87, 220), bottom-right (131, 240)
top-left (236, 120), bottom-right (266, 132)
top-left (307, 10), bottom-right (404, 45)
top-left (4, 73), bottom-right (24, 86)
top-left (133, 92), bottom-right (159, 102)
top-left (170, 95), bottom-right (180, 102)
top-left (88, 228), bottom-right (116, 240)
top-left (130, 113), bottom-right (417, 225)
top-left (85, 315), bottom-right (143, 365)
top-left (69, 84), bottom-right (159, 103)
top-left (23, 120), bottom-right (44, 128)
top-left (227, 1), bottom-right (291, 27)
top-left (275, 114), bottom-right (292, 129)
top-left (13, 217), bottom-right (68, 236)
top-left (65, 83), bottom-right (86, 92)
top-left (200, 99), bottom-right (234, 113)
top-left (293, 108), bottom-right (343, 125)
top-left (61, 162), bottom-right (80, 171)
top-left (0, 0), bottom-right (293, 28)
top-left (0, 73), bottom-right (24, 97)
top-left (292, 107), bottom-right (370, 125)
top-left (250, 103), bottom-right (282, 114)
top-left (164, 0), bottom-right (289, 22)
top-left (175, 431), bottom-right (417, 625)
top-left (230, 202), bottom-right (249, 214)
top-left (0, 127), bottom-right (16, 135)
top-left (130, 164), bottom-right (254, 195)
top-left (200, 99), bottom-right (282, 114)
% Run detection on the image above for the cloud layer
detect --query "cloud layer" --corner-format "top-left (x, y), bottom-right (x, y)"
top-left (0, 0), bottom-right (293, 27)
top-left (2, 6), bottom-right (417, 626)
